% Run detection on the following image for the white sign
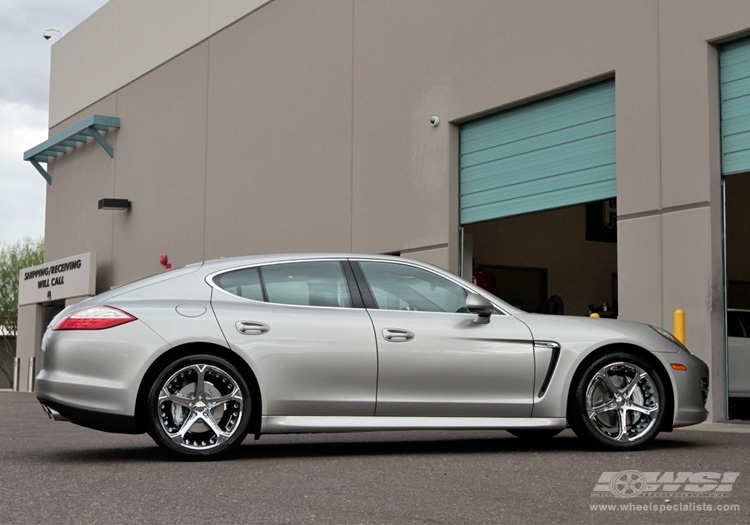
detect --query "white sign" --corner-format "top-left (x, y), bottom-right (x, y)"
top-left (18, 252), bottom-right (97, 306)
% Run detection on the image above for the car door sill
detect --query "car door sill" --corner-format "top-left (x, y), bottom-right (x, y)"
top-left (260, 416), bottom-right (567, 434)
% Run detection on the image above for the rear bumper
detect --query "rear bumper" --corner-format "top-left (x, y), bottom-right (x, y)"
top-left (36, 319), bottom-right (169, 433)
top-left (37, 395), bottom-right (143, 434)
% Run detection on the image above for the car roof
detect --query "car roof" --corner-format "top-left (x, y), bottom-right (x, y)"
top-left (198, 253), bottom-right (420, 271)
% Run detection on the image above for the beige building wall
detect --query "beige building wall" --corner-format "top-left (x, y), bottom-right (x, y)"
top-left (48, 0), bottom-right (272, 127)
top-left (39, 0), bottom-right (750, 418)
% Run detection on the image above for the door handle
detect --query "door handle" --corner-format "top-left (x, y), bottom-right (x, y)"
top-left (382, 328), bottom-right (415, 342)
top-left (235, 321), bottom-right (270, 335)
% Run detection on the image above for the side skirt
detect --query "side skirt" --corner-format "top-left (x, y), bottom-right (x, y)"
top-left (260, 416), bottom-right (567, 434)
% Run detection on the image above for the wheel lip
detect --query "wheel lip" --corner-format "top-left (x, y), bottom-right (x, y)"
top-left (583, 359), bottom-right (661, 444)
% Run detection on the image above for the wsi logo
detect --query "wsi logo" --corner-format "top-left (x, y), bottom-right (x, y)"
top-left (592, 471), bottom-right (740, 498)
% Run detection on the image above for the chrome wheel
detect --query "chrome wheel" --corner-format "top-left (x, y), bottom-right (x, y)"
top-left (146, 354), bottom-right (251, 458)
top-left (569, 352), bottom-right (665, 449)
top-left (585, 362), bottom-right (659, 443)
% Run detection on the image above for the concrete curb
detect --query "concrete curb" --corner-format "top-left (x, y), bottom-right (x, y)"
top-left (676, 421), bottom-right (750, 433)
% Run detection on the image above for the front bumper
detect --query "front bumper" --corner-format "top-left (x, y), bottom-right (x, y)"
top-left (655, 348), bottom-right (710, 428)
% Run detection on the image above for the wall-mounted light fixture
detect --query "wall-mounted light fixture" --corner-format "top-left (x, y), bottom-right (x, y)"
top-left (98, 198), bottom-right (131, 210)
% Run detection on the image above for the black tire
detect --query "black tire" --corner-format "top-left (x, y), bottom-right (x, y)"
top-left (568, 351), bottom-right (665, 450)
top-left (145, 354), bottom-right (252, 459)
top-left (507, 429), bottom-right (562, 441)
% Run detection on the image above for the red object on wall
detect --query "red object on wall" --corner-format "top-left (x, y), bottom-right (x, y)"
top-left (159, 254), bottom-right (172, 270)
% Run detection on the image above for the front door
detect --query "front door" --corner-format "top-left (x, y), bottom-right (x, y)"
top-left (354, 260), bottom-right (535, 417)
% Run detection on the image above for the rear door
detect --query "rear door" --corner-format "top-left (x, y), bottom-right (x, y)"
top-left (211, 259), bottom-right (377, 416)
top-left (353, 259), bottom-right (535, 417)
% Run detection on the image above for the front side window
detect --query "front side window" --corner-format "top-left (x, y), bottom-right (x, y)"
top-left (358, 261), bottom-right (467, 313)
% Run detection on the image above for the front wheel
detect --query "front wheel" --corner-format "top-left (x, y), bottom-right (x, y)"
top-left (568, 352), bottom-right (665, 450)
top-left (145, 354), bottom-right (252, 459)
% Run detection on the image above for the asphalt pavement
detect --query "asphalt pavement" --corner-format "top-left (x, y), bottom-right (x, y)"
top-left (1, 391), bottom-right (749, 525)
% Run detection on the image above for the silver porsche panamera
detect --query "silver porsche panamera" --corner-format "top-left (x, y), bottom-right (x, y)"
top-left (36, 254), bottom-right (709, 459)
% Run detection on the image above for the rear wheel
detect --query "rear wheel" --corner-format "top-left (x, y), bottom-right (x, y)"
top-left (568, 352), bottom-right (665, 450)
top-left (146, 354), bottom-right (251, 459)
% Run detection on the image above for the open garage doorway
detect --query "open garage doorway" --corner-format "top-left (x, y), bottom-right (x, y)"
top-left (724, 174), bottom-right (750, 420)
top-left (458, 80), bottom-right (617, 317)
top-left (464, 199), bottom-right (617, 318)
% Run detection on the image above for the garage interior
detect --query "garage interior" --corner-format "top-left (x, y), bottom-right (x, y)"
top-left (725, 173), bottom-right (750, 420)
top-left (465, 200), bottom-right (617, 317)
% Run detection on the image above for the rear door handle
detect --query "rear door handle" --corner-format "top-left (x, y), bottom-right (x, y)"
top-left (235, 321), bottom-right (270, 335)
top-left (382, 328), bottom-right (415, 342)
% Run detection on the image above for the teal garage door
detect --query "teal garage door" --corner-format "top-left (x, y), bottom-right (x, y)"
top-left (460, 80), bottom-right (616, 224)
top-left (721, 36), bottom-right (750, 176)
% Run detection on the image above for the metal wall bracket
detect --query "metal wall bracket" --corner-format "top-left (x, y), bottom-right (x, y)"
top-left (23, 114), bottom-right (121, 184)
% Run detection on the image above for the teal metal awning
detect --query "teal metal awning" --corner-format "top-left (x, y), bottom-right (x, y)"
top-left (23, 114), bottom-right (120, 184)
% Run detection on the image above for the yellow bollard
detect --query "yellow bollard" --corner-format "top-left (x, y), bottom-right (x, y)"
top-left (674, 309), bottom-right (686, 345)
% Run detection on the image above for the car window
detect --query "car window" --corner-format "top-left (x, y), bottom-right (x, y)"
top-left (261, 261), bottom-right (352, 308)
top-left (213, 267), bottom-right (264, 301)
top-left (358, 261), bottom-right (467, 313)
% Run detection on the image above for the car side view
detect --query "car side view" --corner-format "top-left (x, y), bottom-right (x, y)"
top-left (36, 254), bottom-right (709, 459)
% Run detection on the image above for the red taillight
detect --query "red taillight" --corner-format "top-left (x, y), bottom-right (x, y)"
top-left (53, 306), bottom-right (137, 330)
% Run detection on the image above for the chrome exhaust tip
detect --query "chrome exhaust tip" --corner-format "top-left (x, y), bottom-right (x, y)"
top-left (41, 404), bottom-right (70, 422)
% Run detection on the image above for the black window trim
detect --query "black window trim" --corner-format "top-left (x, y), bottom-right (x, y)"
top-left (348, 260), bottom-right (378, 309)
top-left (341, 260), bottom-right (365, 309)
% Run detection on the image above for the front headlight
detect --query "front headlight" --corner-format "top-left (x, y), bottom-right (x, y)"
top-left (649, 325), bottom-right (692, 354)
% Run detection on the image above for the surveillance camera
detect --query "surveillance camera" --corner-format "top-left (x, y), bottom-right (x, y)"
top-left (43, 29), bottom-right (63, 40)
top-left (429, 116), bottom-right (440, 127)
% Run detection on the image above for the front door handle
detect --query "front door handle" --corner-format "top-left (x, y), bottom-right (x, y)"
top-left (235, 321), bottom-right (270, 335)
top-left (382, 328), bottom-right (415, 342)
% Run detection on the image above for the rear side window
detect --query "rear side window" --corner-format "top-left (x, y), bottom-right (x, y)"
top-left (262, 261), bottom-right (352, 307)
top-left (213, 267), bottom-right (264, 301)
top-left (213, 261), bottom-right (352, 308)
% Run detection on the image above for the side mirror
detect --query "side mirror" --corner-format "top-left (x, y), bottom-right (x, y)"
top-left (466, 293), bottom-right (493, 324)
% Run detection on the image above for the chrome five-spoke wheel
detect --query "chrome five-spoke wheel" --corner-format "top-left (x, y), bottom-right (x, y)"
top-left (569, 352), bottom-right (665, 449)
top-left (146, 354), bottom-right (251, 459)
